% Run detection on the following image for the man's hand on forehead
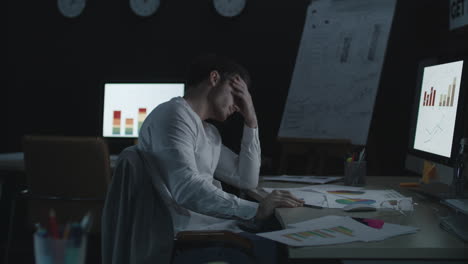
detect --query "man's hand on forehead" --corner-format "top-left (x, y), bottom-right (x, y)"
top-left (230, 74), bottom-right (257, 128)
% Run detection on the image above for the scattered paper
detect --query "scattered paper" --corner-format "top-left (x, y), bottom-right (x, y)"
top-left (262, 175), bottom-right (343, 184)
top-left (325, 189), bottom-right (412, 209)
top-left (300, 184), bottom-right (364, 193)
top-left (263, 187), bottom-right (327, 208)
top-left (262, 186), bottom-right (413, 210)
top-left (258, 215), bottom-right (419, 247)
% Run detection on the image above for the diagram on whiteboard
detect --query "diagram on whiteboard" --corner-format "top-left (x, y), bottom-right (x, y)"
top-left (278, 0), bottom-right (396, 144)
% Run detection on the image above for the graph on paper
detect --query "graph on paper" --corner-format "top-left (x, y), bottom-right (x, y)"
top-left (335, 198), bottom-right (376, 205)
top-left (282, 225), bottom-right (355, 242)
top-left (258, 215), bottom-right (420, 247)
top-left (414, 60), bottom-right (464, 158)
top-left (327, 190), bottom-right (365, 195)
top-left (103, 83), bottom-right (184, 138)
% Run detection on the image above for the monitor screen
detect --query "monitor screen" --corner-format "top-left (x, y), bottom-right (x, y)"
top-left (102, 83), bottom-right (185, 138)
top-left (409, 59), bottom-right (465, 164)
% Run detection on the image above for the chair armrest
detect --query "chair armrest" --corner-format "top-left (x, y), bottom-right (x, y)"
top-left (175, 230), bottom-right (253, 250)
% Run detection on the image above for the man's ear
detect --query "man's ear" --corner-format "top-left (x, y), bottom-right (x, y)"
top-left (209, 70), bottom-right (220, 87)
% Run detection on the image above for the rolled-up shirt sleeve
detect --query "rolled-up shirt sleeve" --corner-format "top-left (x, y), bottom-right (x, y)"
top-left (214, 125), bottom-right (261, 190)
top-left (148, 111), bottom-right (258, 220)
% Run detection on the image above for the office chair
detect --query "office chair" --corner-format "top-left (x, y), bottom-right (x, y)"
top-left (4, 135), bottom-right (111, 263)
top-left (102, 145), bottom-right (256, 264)
top-left (22, 135), bottom-right (111, 231)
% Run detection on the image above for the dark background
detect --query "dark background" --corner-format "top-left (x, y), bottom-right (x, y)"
top-left (5, 0), bottom-right (468, 176)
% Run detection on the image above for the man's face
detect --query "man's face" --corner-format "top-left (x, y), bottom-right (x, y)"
top-left (208, 76), bottom-right (239, 122)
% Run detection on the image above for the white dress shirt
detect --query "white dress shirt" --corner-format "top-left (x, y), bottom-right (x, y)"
top-left (137, 97), bottom-right (261, 233)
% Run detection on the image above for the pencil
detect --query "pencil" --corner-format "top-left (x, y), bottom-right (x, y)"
top-left (303, 203), bottom-right (323, 209)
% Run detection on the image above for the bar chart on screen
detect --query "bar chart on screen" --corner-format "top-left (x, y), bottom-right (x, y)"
top-left (421, 77), bottom-right (458, 107)
top-left (111, 108), bottom-right (147, 136)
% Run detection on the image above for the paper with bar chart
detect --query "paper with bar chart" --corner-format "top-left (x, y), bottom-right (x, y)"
top-left (257, 215), bottom-right (419, 246)
top-left (414, 60), bottom-right (464, 157)
top-left (103, 83), bottom-right (184, 138)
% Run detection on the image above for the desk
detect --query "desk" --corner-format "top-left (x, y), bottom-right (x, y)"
top-left (250, 176), bottom-right (468, 261)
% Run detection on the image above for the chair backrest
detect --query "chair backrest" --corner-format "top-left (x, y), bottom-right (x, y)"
top-left (102, 145), bottom-right (174, 264)
top-left (23, 135), bottom-right (111, 231)
top-left (24, 135), bottom-right (111, 198)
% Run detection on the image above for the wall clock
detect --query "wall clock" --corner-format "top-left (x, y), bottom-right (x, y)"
top-left (130, 0), bottom-right (161, 17)
top-left (213, 0), bottom-right (246, 17)
top-left (57, 0), bottom-right (86, 18)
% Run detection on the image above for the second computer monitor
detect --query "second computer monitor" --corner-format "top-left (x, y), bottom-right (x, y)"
top-left (413, 60), bottom-right (464, 159)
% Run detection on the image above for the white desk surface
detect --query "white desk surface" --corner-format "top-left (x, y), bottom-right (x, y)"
top-left (254, 176), bottom-right (468, 260)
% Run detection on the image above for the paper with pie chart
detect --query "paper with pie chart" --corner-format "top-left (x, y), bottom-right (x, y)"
top-left (325, 189), bottom-right (409, 209)
top-left (262, 187), bottom-right (410, 209)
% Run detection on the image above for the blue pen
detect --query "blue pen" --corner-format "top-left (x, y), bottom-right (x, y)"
top-left (70, 223), bottom-right (83, 247)
top-left (65, 223), bottom-right (83, 263)
top-left (35, 223), bottom-right (48, 237)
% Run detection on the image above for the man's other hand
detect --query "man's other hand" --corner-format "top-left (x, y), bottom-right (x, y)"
top-left (255, 190), bottom-right (304, 221)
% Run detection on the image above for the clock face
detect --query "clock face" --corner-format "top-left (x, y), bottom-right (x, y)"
top-left (130, 0), bottom-right (161, 17)
top-left (57, 0), bottom-right (86, 18)
top-left (213, 0), bottom-right (246, 17)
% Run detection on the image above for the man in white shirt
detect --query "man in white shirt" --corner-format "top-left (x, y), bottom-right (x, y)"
top-left (138, 54), bottom-right (303, 234)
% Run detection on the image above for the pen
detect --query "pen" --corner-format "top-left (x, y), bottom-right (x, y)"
top-left (359, 148), bottom-right (366, 162)
top-left (303, 203), bottom-right (323, 209)
top-left (63, 223), bottom-right (71, 240)
top-left (81, 211), bottom-right (93, 233)
top-left (48, 209), bottom-right (59, 239)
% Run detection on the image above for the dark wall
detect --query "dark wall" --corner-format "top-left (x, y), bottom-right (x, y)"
top-left (6, 0), bottom-right (468, 175)
top-left (5, 0), bottom-right (309, 154)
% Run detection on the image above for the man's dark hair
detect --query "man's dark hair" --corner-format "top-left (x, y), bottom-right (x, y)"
top-left (186, 53), bottom-right (251, 89)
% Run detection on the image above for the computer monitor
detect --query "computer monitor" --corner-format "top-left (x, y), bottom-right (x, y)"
top-left (406, 58), bottom-right (466, 183)
top-left (102, 82), bottom-right (185, 138)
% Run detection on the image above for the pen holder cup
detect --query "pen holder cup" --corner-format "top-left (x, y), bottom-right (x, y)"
top-left (34, 233), bottom-right (87, 264)
top-left (344, 161), bottom-right (366, 186)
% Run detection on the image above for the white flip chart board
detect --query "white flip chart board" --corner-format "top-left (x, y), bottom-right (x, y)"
top-left (278, 0), bottom-right (396, 145)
